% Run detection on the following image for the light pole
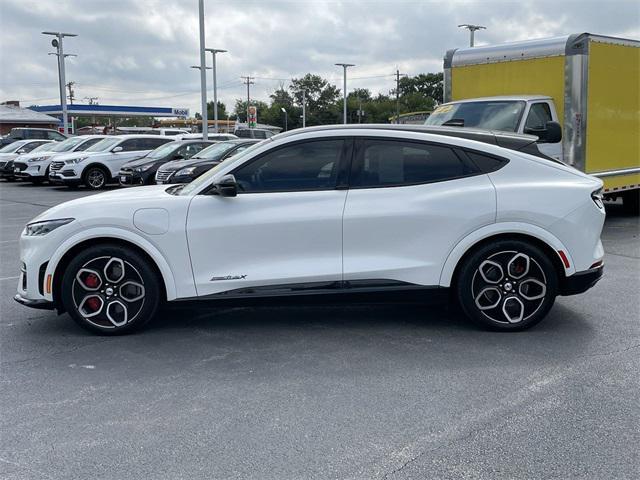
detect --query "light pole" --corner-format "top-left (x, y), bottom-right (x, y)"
top-left (191, 65), bottom-right (211, 133)
top-left (197, 0), bottom-right (208, 140)
top-left (205, 48), bottom-right (227, 133)
top-left (42, 31), bottom-right (77, 134)
top-left (301, 89), bottom-right (306, 128)
top-left (335, 63), bottom-right (355, 124)
top-left (280, 107), bottom-right (288, 131)
top-left (458, 24), bottom-right (486, 47)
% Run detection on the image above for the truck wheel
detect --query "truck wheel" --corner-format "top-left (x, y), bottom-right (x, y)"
top-left (61, 244), bottom-right (161, 335)
top-left (456, 239), bottom-right (559, 331)
top-left (622, 190), bottom-right (639, 215)
top-left (83, 166), bottom-right (109, 190)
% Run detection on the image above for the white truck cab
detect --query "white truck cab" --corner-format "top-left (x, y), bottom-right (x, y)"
top-left (426, 95), bottom-right (563, 160)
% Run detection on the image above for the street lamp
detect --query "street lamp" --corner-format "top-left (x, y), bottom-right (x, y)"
top-left (205, 48), bottom-right (227, 133)
top-left (458, 24), bottom-right (486, 47)
top-left (335, 63), bottom-right (355, 124)
top-left (281, 107), bottom-right (288, 131)
top-left (197, 0), bottom-right (208, 140)
top-left (42, 31), bottom-right (77, 134)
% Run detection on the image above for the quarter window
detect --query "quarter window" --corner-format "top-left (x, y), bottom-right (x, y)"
top-left (350, 139), bottom-right (475, 188)
top-left (233, 139), bottom-right (345, 192)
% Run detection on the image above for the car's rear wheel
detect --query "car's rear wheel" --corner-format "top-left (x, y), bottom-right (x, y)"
top-left (83, 166), bottom-right (108, 190)
top-left (61, 244), bottom-right (161, 334)
top-left (456, 239), bottom-right (558, 331)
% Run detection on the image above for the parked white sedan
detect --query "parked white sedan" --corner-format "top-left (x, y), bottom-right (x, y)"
top-left (15, 126), bottom-right (605, 334)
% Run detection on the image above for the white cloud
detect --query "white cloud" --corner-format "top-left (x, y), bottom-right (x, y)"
top-left (0, 0), bottom-right (637, 115)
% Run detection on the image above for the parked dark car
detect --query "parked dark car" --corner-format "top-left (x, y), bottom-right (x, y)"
top-left (0, 128), bottom-right (67, 146)
top-left (118, 140), bottom-right (215, 186)
top-left (155, 139), bottom-right (260, 184)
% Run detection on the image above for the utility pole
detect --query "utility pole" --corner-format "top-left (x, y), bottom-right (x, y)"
top-left (241, 76), bottom-right (255, 127)
top-left (395, 69), bottom-right (407, 124)
top-left (205, 48), bottom-right (227, 133)
top-left (66, 81), bottom-right (75, 104)
top-left (42, 31), bottom-right (77, 134)
top-left (335, 63), bottom-right (355, 124)
top-left (302, 89), bottom-right (307, 128)
top-left (458, 24), bottom-right (486, 47)
top-left (197, 0), bottom-right (208, 140)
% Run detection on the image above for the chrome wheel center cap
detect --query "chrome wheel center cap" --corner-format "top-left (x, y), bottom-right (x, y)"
top-left (105, 287), bottom-right (114, 296)
top-left (504, 282), bottom-right (513, 292)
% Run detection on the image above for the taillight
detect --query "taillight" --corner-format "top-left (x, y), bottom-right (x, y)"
top-left (591, 188), bottom-right (604, 209)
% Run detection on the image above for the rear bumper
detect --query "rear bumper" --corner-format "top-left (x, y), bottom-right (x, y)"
top-left (14, 293), bottom-right (55, 310)
top-left (559, 265), bottom-right (604, 296)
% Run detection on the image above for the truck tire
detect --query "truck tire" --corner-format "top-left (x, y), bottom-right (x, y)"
top-left (622, 190), bottom-right (639, 215)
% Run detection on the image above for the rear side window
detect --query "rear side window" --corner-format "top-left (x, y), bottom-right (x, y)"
top-left (350, 139), bottom-right (476, 188)
top-left (465, 151), bottom-right (508, 173)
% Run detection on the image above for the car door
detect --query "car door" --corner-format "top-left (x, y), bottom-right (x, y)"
top-left (342, 137), bottom-right (496, 287)
top-left (185, 138), bottom-right (351, 297)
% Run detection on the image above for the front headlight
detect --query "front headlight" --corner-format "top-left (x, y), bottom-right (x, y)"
top-left (176, 167), bottom-right (196, 176)
top-left (65, 157), bottom-right (88, 165)
top-left (24, 218), bottom-right (74, 236)
top-left (28, 156), bottom-right (50, 163)
top-left (134, 164), bottom-right (154, 172)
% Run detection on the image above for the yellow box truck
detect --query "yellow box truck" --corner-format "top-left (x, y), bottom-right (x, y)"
top-left (426, 33), bottom-right (640, 212)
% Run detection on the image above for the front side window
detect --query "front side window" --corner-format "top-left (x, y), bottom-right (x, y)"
top-left (350, 139), bottom-right (475, 188)
top-left (118, 139), bottom-right (140, 151)
top-left (524, 103), bottom-right (552, 130)
top-left (178, 143), bottom-right (207, 158)
top-left (233, 139), bottom-right (345, 193)
top-left (86, 137), bottom-right (120, 152)
top-left (75, 137), bottom-right (104, 151)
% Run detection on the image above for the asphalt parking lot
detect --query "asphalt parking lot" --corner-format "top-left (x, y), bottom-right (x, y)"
top-left (1, 180), bottom-right (638, 480)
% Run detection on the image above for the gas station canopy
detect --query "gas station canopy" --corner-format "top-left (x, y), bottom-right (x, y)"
top-left (29, 104), bottom-right (189, 118)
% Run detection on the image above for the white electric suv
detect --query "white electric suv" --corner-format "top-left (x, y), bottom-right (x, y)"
top-left (13, 135), bottom-right (108, 183)
top-left (15, 126), bottom-right (605, 334)
top-left (48, 135), bottom-right (175, 189)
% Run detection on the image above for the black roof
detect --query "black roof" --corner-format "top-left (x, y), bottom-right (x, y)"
top-left (274, 124), bottom-right (550, 159)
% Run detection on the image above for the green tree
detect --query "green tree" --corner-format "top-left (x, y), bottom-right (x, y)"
top-left (397, 73), bottom-right (443, 104)
top-left (290, 74), bottom-right (341, 125)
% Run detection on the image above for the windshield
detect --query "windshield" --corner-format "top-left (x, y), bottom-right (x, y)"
top-left (0, 141), bottom-right (27, 153)
top-left (425, 101), bottom-right (526, 132)
top-left (147, 142), bottom-right (179, 159)
top-left (47, 136), bottom-right (87, 152)
top-left (30, 143), bottom-right (53, 153)
top-left (179, 141), bottom-right (266, 196)
top-left (191, 142), bottom-right (237, 160)
top-left (85, 137), bottom-right (121, 152)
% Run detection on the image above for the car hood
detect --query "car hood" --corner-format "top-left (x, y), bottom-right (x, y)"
top-left (51, 150), bottom-right (105, 162)
top-left (122, 156), bottom-right (162, 169)
top-left (14, 150), bottom-right (59, 161)
top-left (30, 185), bottom-right (178, 224)
top-left (0, 153), bottom-right (19, 161)
top-left (160, 157), bottom-right (216, 171)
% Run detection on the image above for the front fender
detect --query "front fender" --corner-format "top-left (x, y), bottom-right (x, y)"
top-left (44, 227), bottom-right (179, 301)
top-left (438, 222), bottom-right (575, 287)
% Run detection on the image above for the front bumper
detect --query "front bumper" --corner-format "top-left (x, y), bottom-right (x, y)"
top-left (14, 293), bottom-right (54, 310)
top-left (15, 164), bottom-right (46, 179)
top-left (559, 264), bottom-right (604, 296)
top-left (119, 170), bottom-right (152, 186)
top-left (49, 169), bottom-right (80, 184)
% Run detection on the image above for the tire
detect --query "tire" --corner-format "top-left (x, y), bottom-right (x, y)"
top-left (61, 244), bottom-right (161, 335)
top-left (622, 190), bottom-right (639, 215)
top-left (83, 166), bottom-right (109, 190)
top-left (456, 239), bottom-right (559, 331)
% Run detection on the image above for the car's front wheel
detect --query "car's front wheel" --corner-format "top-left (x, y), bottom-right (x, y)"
top-left (83, 166), bottom-right (109, 190)
top-left (61, 244), bottom-right (161, 334)
top-left (456, 239), bottom-right (559, 331)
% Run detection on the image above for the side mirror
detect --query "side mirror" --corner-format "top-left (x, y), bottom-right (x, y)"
top-left (16, 149), bottom-right (26, 154)
top-left (524, 121), bottom-right (562, 144)
top-left (173, 154), bottom-right (184, 160)
top-left (112, 146), bottom-right (123, 152)
top-left (211, 174), bottom-right (238, 197)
